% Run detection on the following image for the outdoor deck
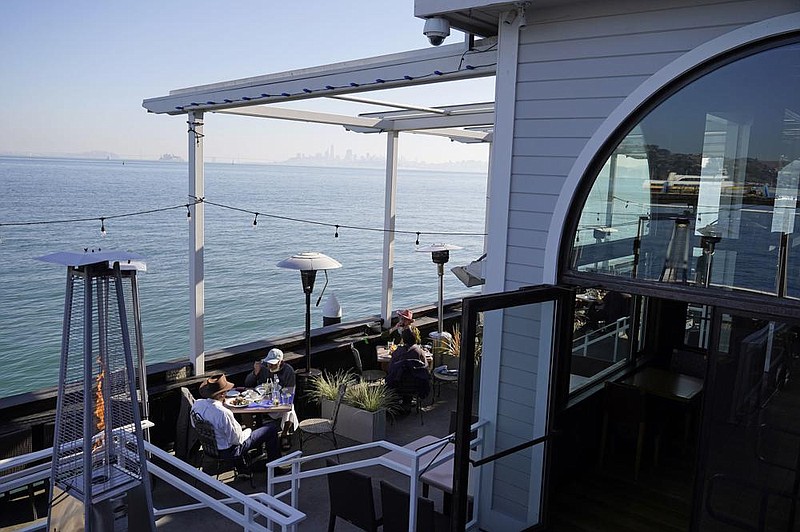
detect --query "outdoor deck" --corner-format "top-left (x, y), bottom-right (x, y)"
top-left (2, 382), bottom-right (463, 531)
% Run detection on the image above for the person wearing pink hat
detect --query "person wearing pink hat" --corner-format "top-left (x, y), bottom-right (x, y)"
top-left (382, 309), bottom-right (421, 345)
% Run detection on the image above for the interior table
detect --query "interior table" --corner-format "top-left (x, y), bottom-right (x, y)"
top-left (621, 367), bottom-right (703, 402)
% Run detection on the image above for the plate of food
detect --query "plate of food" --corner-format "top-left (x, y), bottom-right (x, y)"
top-left (226, 390), bottom-right (241, 398)
top-left (228, 396), bottom-right (251, 407)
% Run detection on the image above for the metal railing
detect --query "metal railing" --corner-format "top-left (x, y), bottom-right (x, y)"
top-left (572, 316), bottom-right (630, 362)
top-left (0, 420), bottom-right (305, 532)
top-left (266, 419), bottom-right (488, 532)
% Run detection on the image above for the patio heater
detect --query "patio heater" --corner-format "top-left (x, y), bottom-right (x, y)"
top-left (696, 223), bottom-right (722, 288)
top-left (416, 243), bottom-right (462, 347)
top-left (38, 250), bottom-right (155, 532)
top-left (276, 252), bottom-right (342, 377)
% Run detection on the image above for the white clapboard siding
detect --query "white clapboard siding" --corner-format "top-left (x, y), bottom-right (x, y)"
top-left (484, 0), bottom-right (799, 528)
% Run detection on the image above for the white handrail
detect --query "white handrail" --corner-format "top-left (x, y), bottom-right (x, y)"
top-left (0, 420), bottom-right (306, 532)
top-left (267, 419), bottom-right (488, 532)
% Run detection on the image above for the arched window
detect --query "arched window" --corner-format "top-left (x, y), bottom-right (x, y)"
top-left (569, 39), bottom-right (800, 299)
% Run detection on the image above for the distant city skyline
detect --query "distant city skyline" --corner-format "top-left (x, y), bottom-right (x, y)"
top-left (0, 2), bottom-right (494, 166)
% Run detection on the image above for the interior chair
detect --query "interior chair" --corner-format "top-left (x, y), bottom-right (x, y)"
top-left (351, 343), bottom-right (386, 383)
top-left (190, 412), bottom-right (254, 487)
top-left (325, 458), bottom-right (382, 532)
top-left (379, 479), bottom-right (449, 532)
top-left (599, 380), bottom-right (656, 480)
top-left (298, 383), bottom-right (347, 452)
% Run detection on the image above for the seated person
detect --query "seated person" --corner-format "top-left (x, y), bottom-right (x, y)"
top-left (190, 373), bottom-right (284, 473)
top-left (379, 309), bottom-right (422, 345)
top-left (386, 327), bottom-right (432, 403)
top-left (245, 348), bottom-right (298, 444)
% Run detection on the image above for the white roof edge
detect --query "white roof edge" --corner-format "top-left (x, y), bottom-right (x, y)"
top-left (142, 37), bottom-right (497, 115)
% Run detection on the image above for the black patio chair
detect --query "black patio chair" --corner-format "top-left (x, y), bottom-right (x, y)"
top-left (351, 343), bottom-right (386, 383)
top-left (191, 412), bottom-right (254, 487)
top-left (379, 479), bottom-right (449, 532)
top-left (326, 458), bottom-right (382, 532)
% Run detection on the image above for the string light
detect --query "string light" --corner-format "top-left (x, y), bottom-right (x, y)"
top-left (0, 197), bottom-right (486, 241)
top-left (197, 197), bottom-right (486, 238)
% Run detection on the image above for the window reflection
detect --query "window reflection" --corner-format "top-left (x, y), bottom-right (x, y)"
top-left (570, 289), bottom-right (633, 391)
top-left (571, 41), bottom-right (800, 298)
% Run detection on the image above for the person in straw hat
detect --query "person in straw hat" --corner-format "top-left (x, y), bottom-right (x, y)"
top-left (190, 373), bottom-right (286, 475)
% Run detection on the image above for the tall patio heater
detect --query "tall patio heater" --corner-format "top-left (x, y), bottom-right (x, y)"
top-left (416, 243), bottom-right (462, 358)
top-left (39, 250), bottom-right (155, 532)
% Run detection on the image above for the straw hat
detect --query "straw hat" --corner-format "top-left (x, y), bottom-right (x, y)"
top-left (199, 374), bottom-right (234, 398)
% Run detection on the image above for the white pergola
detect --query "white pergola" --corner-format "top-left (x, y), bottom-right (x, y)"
top-left (143, 38), bottom-right (497, 374)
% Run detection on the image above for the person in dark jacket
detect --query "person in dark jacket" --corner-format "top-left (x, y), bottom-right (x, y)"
top-left (386, 327), bottom-right (431, 403)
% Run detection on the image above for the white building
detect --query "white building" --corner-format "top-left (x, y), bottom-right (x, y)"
top-left (144, 1), bottom-right (800, 529)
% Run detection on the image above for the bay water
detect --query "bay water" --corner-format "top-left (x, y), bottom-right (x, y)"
top-left (0, 156), bottom-right (486, 398)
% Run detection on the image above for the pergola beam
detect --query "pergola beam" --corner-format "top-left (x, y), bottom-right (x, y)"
top-left (142, 39), bottom-right (496, 116)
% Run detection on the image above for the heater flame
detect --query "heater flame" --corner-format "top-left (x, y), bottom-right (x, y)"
top-left (92, 357), bottom-right (106, 452)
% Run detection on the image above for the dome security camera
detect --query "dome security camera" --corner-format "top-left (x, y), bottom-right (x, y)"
top-left (423, 17), bottom-right (450, 46)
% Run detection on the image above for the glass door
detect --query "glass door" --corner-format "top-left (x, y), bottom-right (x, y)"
top-left (451, 285), bottom-right (574, 531)
top-left (694, 309), bottom-right (800, 531)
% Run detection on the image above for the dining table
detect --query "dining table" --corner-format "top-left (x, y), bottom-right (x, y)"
top-left (223, 389), bottom-right (294, 415)
top-left (621, 366), bottom-right (703, 403)
top-left (376, 346), bottom-right (434, 370)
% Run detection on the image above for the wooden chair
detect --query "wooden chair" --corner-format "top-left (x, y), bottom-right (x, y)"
top-left (379, 480), bottom-right (449, 532)
top-left (191, 412), bottom-right (254, 487)
top-left (298, 383), bottom-right (347, 452)
top-left (599, 380), bottom-right (654, 480)
top-left (351, 343), bottom-right (386, 383)
top-left (325, 458), bottom-right (381, 532)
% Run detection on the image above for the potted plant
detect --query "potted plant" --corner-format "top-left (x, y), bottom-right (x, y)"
top-left (309, 370), bottom-right (398, 443)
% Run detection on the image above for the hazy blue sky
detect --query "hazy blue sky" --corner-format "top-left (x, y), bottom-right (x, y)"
top-left (0, 1), bottom-right (494, 164)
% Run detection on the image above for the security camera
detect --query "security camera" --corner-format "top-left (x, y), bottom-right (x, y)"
top-left (423, 17), bottom-right (450, 46)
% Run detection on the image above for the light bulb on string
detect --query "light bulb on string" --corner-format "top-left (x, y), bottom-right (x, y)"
top-left (100, 217), bottom-right (107, 237)
top-left (334, 225), bottom-right (339, 238)
top-left (415, 232), bottom-right (420, 246)
top-left (186, 205), bottom-right (192, 219)
top-left (252, 212), bottom-right (259, 229)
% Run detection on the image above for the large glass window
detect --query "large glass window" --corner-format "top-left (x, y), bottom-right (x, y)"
top-left (571, 40), bottom-right (800, 299)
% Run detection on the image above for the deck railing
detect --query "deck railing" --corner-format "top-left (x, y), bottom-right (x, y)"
top-left (0, 420), bottom-right (305, 532)
top-left (572, 315), bottom-right (630, 362)
top-left (266, 419), bottom-right (488, 532)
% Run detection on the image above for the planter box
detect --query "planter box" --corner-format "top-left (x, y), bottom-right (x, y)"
top-left (321, 399), bottom-right (386, 443)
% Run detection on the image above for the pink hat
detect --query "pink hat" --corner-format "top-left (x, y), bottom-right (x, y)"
top-left (397, 309), bottom-right (413, 321)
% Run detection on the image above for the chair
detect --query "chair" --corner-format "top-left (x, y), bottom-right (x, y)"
top-left (326, 458), bottom-right (382, 532)
top-left (379, 480), bottom-right (449, 532)
top-left (351, 343), bottom-right (386, 383)
top-left (599, 380), bottom-right (655, 480)
top-left (175, 387), bottom-right (200, 464)
top-left (357, 342), bottom-right (385, 376)
top-left (298, 383), bottom-right (347, 452)
top-left (392, 359), bottom-right (431, 425)
top-left (190, 412), bottom-right (254, 487)
top-left (0, 427), bottom-right (39, 520)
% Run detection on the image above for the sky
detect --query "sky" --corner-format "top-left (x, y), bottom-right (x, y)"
top-left (0, 1), bottom-right (494, 165)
